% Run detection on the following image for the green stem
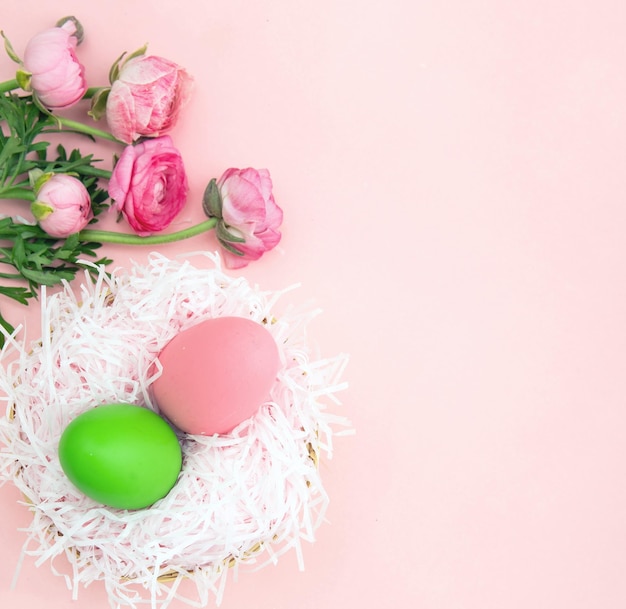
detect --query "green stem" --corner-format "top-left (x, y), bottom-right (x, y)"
top-left (49, 117), bottom-right (124, 145)
top-left (76, 166), bottom-right (112, 180)
top-left (79, 218), bottom-right (218, 245)
top-left (83, 87), bottom-right (101, 99)
top-left (0, 272), bottom-right (24, 279)
top-left (0, 186), bottom-right (35, 201)
top-left (0, 78), bottom-right (19, 94)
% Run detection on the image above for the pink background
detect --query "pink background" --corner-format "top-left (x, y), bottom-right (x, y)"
top-left (2, 1), bottom-right (626, 607)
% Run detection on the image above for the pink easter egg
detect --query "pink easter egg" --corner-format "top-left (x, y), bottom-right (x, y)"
top-left (152, 316), bottom-right (280, 435)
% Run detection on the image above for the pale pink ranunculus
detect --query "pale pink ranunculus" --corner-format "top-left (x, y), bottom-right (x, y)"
top-left (106, 55), bottom-right (193, 144)
top-left (31, 174), bottom-right (93, 238)
top-left (108, 135), bottom-right (188, 236)
top-left (215, 168), bottom-right (283, 269)
top-left (23, 20), bottom-right (86, 111)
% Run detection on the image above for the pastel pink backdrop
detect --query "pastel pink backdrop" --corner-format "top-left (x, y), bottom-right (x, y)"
top-left (1, 1), bottom-right (626, 608)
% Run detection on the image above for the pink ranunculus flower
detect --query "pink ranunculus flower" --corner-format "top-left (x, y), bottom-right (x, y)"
top-left (31, 174), bottom-right (93, 238)
top-left (22, 19), bottom-right (86, 111)
top-left (105, 55), bottom-right (193, 144)
top-left (109, 135), bottom-right (188, 236)
top-left (212, 168), bottom-right (283, 269)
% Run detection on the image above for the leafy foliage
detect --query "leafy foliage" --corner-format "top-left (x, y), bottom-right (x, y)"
top-left (0, 92), bottom-right (114, 346)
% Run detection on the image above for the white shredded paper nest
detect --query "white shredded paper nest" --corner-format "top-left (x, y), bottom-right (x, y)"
top-left (0, 252), bottom-right (351, 608)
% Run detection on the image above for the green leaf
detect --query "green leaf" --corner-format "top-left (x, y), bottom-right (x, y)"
top-left (0, 285), bottom-right (31, 305)
top-left (25, 249), bottom-right (52, 269)
top-left (11, 234), bottom-right (25, 265)
top-left (30, 142), bottom-right (49, 153)
top-left (20, 267), bottom-right (65, 286)
top-left (28, 168), bottom-right (48, 191)
top-left (216, 220), bottom-right (245, 243)
top-left (30, 200), bottom-right (53, 221)
top-left (108, 44), bottom-right (147, 83)
top-left (217, 239), bottom-right (245, 257)
top-left (55, 234), bottom-right (80, 260)
top-left (108, 50), bottom-right (127, 84)
top-left (87, 87), bottom-right (110, 121)
top-left (125, 43), bottom-right (148, 64)
top-left (0, 310), bottom-right (15, 349)
top-left (202, 178), bottom-right (223, 218)
top-left (1, 30), bottom-right (21, 64)
top-left (15, 69), bottom-right (31, 91)
top-left (0, 136), bottom-right (23, 168)
top-left (64, 233), bottom-right (80, 250)
top-left (0, 93), bottom-right (114, 311)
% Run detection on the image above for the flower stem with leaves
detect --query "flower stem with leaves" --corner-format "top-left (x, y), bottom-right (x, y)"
top-left (0, 92), bottom-right (116, 344)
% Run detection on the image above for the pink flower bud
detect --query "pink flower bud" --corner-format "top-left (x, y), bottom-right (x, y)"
top-left (31, 174), bottom-right (93, 238)
top-left (23, 20), bottom-right (86, 111)
top-left (109, 136), bottom-right (188, 236)
top-left (105, 55), bottom-right (193, 144)
top-left (211, 168), bottom-right (283, 269)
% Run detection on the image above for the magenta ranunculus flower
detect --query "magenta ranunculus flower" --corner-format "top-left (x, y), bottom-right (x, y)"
top-left (31, 174), bottom-right (93, 238)
top-left (105, 54), bottom-right (193, 144)
top-left (203, 168), bottom-right (283, 269)
top-left (109, 135), bottom-right (188, 236)
top-left (22, 18), bottom-right (86, 111)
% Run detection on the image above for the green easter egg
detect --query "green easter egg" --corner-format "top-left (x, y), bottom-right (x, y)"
top-left (58, 404), bottom-right (182, 510)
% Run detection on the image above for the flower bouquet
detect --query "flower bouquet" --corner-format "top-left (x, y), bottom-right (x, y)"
top-left (0, 16), bottom-right (351, 608)
top-left (0, 16), bottom-right (283, 341)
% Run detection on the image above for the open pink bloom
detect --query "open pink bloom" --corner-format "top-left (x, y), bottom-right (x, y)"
top-left (216, 168), bottom-right (283, 269)
top-left (106, 55), bottom-right (193, 144)
top-left (31, 174), bottom-right (93, 238)
top-left (23, 20), bottom-right (86, 110)
top-left (109, 136), bottom-right (188, 236)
